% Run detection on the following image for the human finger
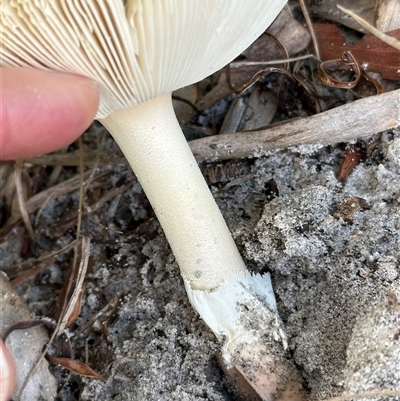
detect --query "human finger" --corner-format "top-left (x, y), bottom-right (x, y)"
top-left (0, 67), bottom-right (99, 160)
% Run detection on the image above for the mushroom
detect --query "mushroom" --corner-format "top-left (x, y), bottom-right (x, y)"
top-left (1, 1), bottom-right (305, 398)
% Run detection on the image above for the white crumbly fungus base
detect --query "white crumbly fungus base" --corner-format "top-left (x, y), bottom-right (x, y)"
top-left (184, 270), bottom-right (287, 365)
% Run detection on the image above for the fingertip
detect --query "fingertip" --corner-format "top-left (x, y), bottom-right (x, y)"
top-left (1, 67), bottom-right (100, 160)
top-left (53, 70), bottom-right (100, 134)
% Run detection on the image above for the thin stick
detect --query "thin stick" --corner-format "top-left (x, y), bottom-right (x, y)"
top-left (189, 89), bottom-right (400, 162)
top-left (300, 0), bottom-right (320, 58)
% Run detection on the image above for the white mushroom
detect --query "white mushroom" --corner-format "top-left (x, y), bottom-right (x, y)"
top-left (1, 1), bottom-right (305, 398)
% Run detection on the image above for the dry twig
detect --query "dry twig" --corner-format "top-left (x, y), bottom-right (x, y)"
top-left (190, 88), bottom-right (400, 162)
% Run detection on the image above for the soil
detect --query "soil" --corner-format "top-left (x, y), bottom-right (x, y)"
top-left (3, 125), bottom-right (399, 401)
top-left (2, 8), bottom-right (400, 397)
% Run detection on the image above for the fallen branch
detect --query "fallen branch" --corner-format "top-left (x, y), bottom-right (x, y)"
top-left (190, 89), bottom-right (400, 162)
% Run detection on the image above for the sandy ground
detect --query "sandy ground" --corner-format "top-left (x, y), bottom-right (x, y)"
top-left (2, 126), bottom-right (400, 400)
top-left (74, 128), bottom-right (400, 400)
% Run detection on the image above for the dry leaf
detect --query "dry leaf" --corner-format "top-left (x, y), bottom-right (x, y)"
top-left (314, 23), bottom-right (400, 80)
top-left (336, 145), bottom-right (365, 181)
top-left (47, 355), bottom-right (105, 381)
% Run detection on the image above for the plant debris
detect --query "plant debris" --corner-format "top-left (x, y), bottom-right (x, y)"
top-left (1, 3), bottom-right (400, 400)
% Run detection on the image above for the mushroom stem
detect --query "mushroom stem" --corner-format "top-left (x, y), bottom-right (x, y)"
top-left (101, 93), bottom-right (305, 399)
top-left (101, 92), bottom-right (246, 291)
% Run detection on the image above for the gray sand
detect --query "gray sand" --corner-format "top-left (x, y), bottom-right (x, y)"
top-left (5, 128), bottom-right (398, 400)
top-left (77, 128), bottom-right (400, 400)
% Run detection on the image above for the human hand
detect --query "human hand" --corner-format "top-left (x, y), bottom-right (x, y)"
top-left (0, 67), bottom-right (99, 399)
top-left (0, 67), bottom-right (99, 160)
top-left (0, 338), bottom-right (15, 401)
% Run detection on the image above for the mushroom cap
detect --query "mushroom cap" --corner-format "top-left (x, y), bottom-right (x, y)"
top-left (1, 0), bottom-right (287, 118)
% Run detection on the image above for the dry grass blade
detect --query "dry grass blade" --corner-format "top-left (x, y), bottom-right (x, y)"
top-left (53, 178), bottom-right (135, 237)
top-left (57, 236), bottom-right (91, 334)
top-left (15, 240), bottom-right (91, 397)
top-left (13, 148), bottom-right (92, 397)
top-left (230, 54), bottom-right (317, 68)
top-left (87, 179), bottom-right (134, 211)
top-left (0, 164), bottom-right (14, 200)
top-left (1, 169), bottom-right (108, 234)
top-left (84, 178), bottom-right (134, 234)
top-left (337, 5), bottom-right (400, 50)
top-left (190, 88), bottom-right (400, 162)
top-left (300, 0), bottom-right (320, 58)
top-left (13, 161), bottom-right (34, 239)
